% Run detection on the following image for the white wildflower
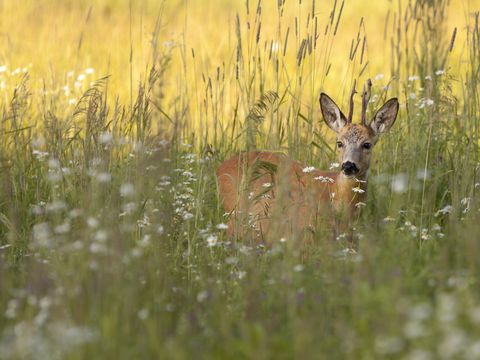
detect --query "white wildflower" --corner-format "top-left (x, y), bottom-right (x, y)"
top-left (329, 162), bottom-right (340, 170)
top-left (216, 223), bottom-right (229, 230)
top-left (137, 308), bottom-right (149, 320)
top-left (93, 230), bottom-right (108, 242)
top-left (375, 336), bottom-right (404, 355)
top-left (435, 69), bottom-right (445, 76)
top-left (5, 299), bottom-right (18, 319)
top-left (416, 169), bottom-right (430, 180)
top-left (206, 234), bottom-right (218, 247)
top-left (197, 290), bottom-right (208, 302)
top-left (54, 222), bottom-right (71, 234)
top-left (120, 183), bottom-right (135, 197)
top-left (32, 150), bottom-right (49, 159)
top-left (46, 201), bottom-right (66, 213)
top-left (302, 166), bottom-right (316, 173)
top-left (435, 205), bottom-right (453, 217)
top-left (89, 242), bottom-right (107, 254)
top-left (99, 132), bottom-right (113, 144)
top-left (182, 212), bottom-right (194, 220)
top-left (293, 264), bottom-right (304, 272)
top-left (406, 349), bottom-right (432, 360)
top-left (421, 228), bottom-right (431, 240)
top-left (96, 172), bottom-right (111, 183)
top-left (314, 176), bottom-right (334, 183)
top-left (391, 174), bottom-right (407, 193)
top-left (352, 187), bottom-right (365, 194)
top-left (86, 217), bottom-right (99, 228)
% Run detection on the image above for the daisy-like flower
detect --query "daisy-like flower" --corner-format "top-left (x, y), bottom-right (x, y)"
top-left (302, 166), bottom-right (316, 173)
top-left (314, 176), bottom-right (335, 183)
top-left (216, 223), bottom-right (229, 230)
top-left (352, 187), bottom-right (365, 194)
top-left (206, 234), bottom-right (218, 247)
top-left (435, 205), bottom-right (453, 217)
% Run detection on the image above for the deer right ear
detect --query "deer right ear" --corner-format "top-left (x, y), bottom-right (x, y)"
top-left (320, 93), bottom-right (348, 133)
top-left (370, 98), bottom-right (399, 135)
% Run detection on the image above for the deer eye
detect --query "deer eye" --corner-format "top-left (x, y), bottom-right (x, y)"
top-left (336, 141), bottom-right (344, 149)
top-left (362, 142), bottom-right (372, 150)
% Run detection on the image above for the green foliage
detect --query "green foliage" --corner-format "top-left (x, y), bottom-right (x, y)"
top-left (1, 1), bottom-right (480, 359)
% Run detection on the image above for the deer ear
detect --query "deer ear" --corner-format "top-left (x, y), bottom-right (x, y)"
top-left (370, 98), bottom-right (399, 135)
top-left (320, 93), bottom-right (348, 133)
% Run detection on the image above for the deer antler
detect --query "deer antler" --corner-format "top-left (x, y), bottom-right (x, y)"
top-left (347, 79), bottom-right (357, 123)
top-left (361, 78), bottom-right (372, 125)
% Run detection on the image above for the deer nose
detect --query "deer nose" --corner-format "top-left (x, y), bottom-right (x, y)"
top-left (342, 161), bottom-right (359, 175)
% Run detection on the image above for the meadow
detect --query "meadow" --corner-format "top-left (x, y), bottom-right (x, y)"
top-left (1, 0), bottom-right (480, 358)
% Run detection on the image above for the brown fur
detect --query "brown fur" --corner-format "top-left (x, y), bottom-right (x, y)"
top-left (216, 151), bottom-right (367, 243)
top-left (216, 93), bottom-right (399, 243)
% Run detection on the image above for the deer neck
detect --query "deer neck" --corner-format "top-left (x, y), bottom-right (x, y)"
top-left (334, 172), bottom-right (368, 209)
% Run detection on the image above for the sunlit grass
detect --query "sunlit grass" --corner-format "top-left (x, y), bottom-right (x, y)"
top-left (0, 0), bottom-right (480, 359)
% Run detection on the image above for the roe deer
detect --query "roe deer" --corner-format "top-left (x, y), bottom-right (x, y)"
top-left (216, 80), bottom-right (399, 243)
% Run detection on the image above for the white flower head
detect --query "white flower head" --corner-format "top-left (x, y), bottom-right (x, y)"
top-left (314, 176), bottom-right (335, 183)
top-left (99, 132), bottom-right (113, 144)
top-left (391, 174), bottom-right (407, 193)
top-left (216, 223), bottom-right (229, 230)
top-left (206, 234), bottom-right (218, 247)
top-left (302, 166), bottom-right (316, 173)
top-left (293, 264), bottom-right (304, 272)
top-left (435, 205), bottom-right (453, 217)
top-left (120, 183), bottom-right (135, 197)
top-left (352, 187), bottom-right (365, 194)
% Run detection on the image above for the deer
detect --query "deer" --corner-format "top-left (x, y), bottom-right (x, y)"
top-left (216, 80), bottom-right (399, 244)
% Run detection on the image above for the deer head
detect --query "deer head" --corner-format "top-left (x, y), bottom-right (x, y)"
top-left (319, 80), bottom-right (399, 178)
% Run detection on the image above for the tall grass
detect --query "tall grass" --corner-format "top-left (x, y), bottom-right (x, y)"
top-left (1, 0), bottom-right (480, 359)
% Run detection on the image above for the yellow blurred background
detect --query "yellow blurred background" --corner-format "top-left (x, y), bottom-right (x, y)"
top-left (0, 0), bottom-right (478, 118)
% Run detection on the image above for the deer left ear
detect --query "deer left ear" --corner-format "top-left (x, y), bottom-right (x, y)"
top-left (370, 98), bottom-right (399, 135)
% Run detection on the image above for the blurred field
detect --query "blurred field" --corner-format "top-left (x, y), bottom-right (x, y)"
top-left (1, 0), bottom-right (480, 359)
top-left (0, 0), bottom-right (476, 108)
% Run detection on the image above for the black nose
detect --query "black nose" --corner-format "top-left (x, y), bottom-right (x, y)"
top-left (342, 161), bottom-right (359, 175)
